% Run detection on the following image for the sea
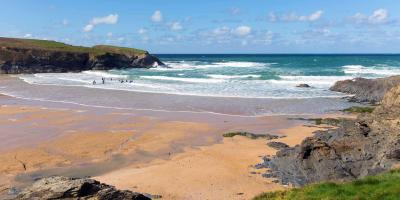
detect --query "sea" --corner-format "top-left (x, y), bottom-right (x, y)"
top-left (0, 54), bottom-right (400, 116)
top-left (3, 54), bottom-right (400, 116)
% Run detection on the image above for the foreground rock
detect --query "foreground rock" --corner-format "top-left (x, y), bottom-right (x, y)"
top-left (13, 176), bottom-right (151, 200)
top-left (0, 37), bottom-right (164, 74)
top-left (330, 76), bottom-right (400, 103)
top-left (261, 84), bottom-right (400, 186)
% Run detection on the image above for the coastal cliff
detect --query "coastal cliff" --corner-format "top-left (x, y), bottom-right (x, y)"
top-left (261, 78), bottom-right (400, 186)
top-left (0, 37), bottom-right (164, 74)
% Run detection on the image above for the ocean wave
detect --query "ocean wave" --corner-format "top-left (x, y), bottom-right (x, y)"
top-left (207, 74), bottom-right (261, 79)
top-left (82, 70), bottom-right (128, 79)
top-left (342, 65), bottom-right (400, 76)
top-left (211, 61), bottom-right (267, 68)
top-left (270, 75), bottom-right (354, 86)
top-left (157, 61), bottom-right (268, 71)
top-left (140, 76), bottom-right (225, 83)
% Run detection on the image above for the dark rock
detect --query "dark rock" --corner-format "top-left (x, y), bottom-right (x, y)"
top-left (267, 142), bottom-right (289, 150)
top-left (261, 84), bottom-right (400, 186)
top-left (296, 84), bottom-right (311, 88)
top-left (13, 176), bottom-right (151, 200)
top-left (330, 76), bottom-right (400, 104)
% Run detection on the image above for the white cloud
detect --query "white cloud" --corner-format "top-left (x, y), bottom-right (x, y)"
top-left (269, 10), bottom-right (323, 22)
top-left (170, 22), bottom-right (183, 31)
top-left (23, 33), bottom-right (32, 38)
top-left (83, 24), bottom-right (94, 32)
top-left (83, 14), bottom-right (119, 32)
top-left (107, 32), bottom-right (113, 37)
top-left (138, 28), bottom-right (147, 34)
top-left (369, 9), bottom-right (389, 24)
top-left (151, 10), bottom-right (163, 22)
top-left (213, 26), bottom-right (230, 35)
top-left (351, 9), bottom-right (389, 25)
top-left (307, 10), bottom-right (323, 21)
top-left (233, 26), bottom-right (252, 36)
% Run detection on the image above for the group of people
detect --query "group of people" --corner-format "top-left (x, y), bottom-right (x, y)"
top-left (92, 77), bottom-right (133, 85)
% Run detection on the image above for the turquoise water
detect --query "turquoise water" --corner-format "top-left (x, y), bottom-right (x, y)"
top-left (20, 54), bottom-right (400, 98)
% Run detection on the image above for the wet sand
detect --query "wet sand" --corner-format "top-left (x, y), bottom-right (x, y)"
top-left (0, 77), bottom-right (355, 199)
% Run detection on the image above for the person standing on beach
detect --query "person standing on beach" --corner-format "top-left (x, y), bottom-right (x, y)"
top-left (102, 77), bottom-right (105, 84)
top-left (93, 80), bottom-right (96, 85)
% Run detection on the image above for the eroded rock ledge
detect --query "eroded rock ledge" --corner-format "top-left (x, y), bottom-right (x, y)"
top-left (13, 176), bottom-right (151, 200)
top-left (0, 37), bottom-right (164, 74)
top-left (330, 75), bottom-right (400, 103)
top-left (261, 82), bottom-right (400, 186)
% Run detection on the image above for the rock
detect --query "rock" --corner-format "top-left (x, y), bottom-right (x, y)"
top-left (296, 84), bottom-right (311, 88)
top-left (330, 76), bottom-right (400, 104)
top-left (267, 142), bottom-right (289, 150)
top-left (13, 176), bottom-right (151, 200)
top-left (0, 37), bottom-right (164, 74)
top-left (222, 132), bottom-right (284, 140)
top-left (261, 84), bottom-right (400, 186)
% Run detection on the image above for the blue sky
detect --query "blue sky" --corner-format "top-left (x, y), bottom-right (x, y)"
top-left (1, 0), bottom-right (400, 53)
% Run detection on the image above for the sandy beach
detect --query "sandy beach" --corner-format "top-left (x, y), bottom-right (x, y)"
top-left (0, 80), bottom-right (354, 200)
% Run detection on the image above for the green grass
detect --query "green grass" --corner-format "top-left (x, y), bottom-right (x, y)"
top-left (93, 45), bottom-right (148, 55)
top-left (253, 169), bottom-right (400, 200)
top-left (343, 106), bottom-right (375, 114)
top-left (0, 37), bottom-right (147, 56)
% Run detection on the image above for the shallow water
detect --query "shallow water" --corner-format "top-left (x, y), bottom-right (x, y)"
top-left (0, 77), bottom-right (357, 116)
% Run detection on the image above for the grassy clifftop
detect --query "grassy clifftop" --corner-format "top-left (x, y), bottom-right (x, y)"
top-left (0, 37), bottom-right (147, 56)
top-left (254, 169), bottom-right (400, 200)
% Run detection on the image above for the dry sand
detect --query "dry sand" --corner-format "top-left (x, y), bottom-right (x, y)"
top-left (95, 125), bottom-right (322, 200)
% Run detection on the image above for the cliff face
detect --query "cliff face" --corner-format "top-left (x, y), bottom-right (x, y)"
top-left (0, 37), bottom-right (164, 74)
top-left (262, 83), bottom-right (400, 186)
top-left (330, 76), bottom-right (400, 104)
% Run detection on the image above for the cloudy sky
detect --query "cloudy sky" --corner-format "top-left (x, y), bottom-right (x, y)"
top-left (1, 0), bottom-right (399, 53)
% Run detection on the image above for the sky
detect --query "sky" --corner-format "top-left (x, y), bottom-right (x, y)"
top-left (0, 0), bottom-right (400, 53)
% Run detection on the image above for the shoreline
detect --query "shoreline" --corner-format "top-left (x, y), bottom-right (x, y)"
top-left (0, 75), bottom-right (358, 117)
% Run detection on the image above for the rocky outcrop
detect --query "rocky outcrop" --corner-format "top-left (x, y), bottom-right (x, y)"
top-left (296, 84), bottom-right (311, 88)
top-left (261, 84), bottom-right (400, 186)
top-left (0, 37), bottom-right (164, 74)
top-left (13, 176), bottom-right (151, 200)
top-left (267, 142), bottom-right (289, 150)
top-left (330, 76), bottom-right (400, 103)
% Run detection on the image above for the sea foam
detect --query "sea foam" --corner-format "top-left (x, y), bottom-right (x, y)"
top-left (342, 65), bottom-right (400, 76)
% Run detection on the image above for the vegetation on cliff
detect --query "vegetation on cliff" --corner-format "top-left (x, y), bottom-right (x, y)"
top-left (254, 169), bottom-right (400, 200)
top-left (0, 37), bottom-right (147, 56)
